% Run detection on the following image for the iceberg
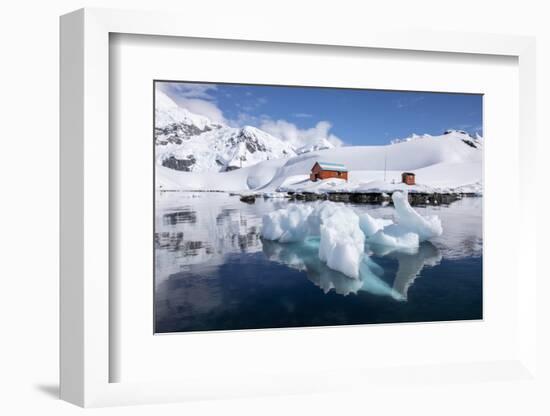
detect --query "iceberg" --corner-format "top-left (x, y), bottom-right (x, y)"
top-left (262, 201), bottom-right (366, 278)
top-left (369, 224), bottom-right (420, 252)
top-left (261, 193), bottom-right (443, 279)
top-left (358, 212), bottom-right (393, 237)
top-left (318, 209), bottom-right (365, 279)
top-left (261, 204), bottom-right (314, 243)
top-left (392, 191), bottom-right (443, 241)
top-left (364, 191), bottom-right (441, 252)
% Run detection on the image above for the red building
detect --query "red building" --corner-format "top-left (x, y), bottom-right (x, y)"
top-left (310, 162), bottom-right (348, 182)
top-left (401, 172), bottom-right (416, 185)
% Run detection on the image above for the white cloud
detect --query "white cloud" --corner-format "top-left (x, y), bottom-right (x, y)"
top-left (158, 82), bottom-right (217, 100)
top-left (177, 98), bottom-right (226, 124)
top-left (259, 119), bottom-right (344, 149)
top-left (395, 95), bottom-right (425, 109)
top-left (157, 82), bottom-right (226, 124)
top-left (155, 83), bottom-right (344, 147)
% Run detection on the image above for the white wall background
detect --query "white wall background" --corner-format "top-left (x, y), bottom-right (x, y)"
top-left (0, 0), bottom-right (547, 414)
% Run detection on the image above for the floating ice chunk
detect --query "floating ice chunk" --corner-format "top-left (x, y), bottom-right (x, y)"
top-left (319, 227), bottom-right (363, 279)
top-left (318, 210), bottom-right (365, 279)
top-left (306, 201), bottom-right (342, 236)
top-left (261, 213), bottom-right (284, 240)
top-left (261, 195), bottom-right (441, 279)
top-left (261, 204), bottom-right (314, 242)
top-left (358, 212), bottom-right (393, 237)
top-left (366, 192), bottom-right (441, 251)
top-left (369, 224), bottom-right (420, 252)
top-left (392, 191), bottom-right (443, 241)
top-left (262, 201), bottom-right (356, 243)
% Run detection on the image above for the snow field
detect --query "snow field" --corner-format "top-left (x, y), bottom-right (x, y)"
top-left (157, 130), bottom-right (483, 194)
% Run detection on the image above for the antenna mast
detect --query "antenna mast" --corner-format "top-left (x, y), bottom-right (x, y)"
top-left (384, 149), bottom-right (387, 182)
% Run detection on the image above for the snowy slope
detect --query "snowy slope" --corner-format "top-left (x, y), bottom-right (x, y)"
top-left (156, 130), bottom-right (483, 194)
top-left (155, 91), bottom-right (296, 172)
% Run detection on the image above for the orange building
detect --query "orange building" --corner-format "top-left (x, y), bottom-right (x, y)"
top-left (401, 172), bottom-right (416, 185)
top-left (310, 162), bottom-right (348, 182)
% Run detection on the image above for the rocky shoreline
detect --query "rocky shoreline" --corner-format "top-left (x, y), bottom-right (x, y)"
top-left (240, 191), bottom-right (479, 206)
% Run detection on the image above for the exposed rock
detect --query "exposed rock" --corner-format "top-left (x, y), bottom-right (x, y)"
top-left (161, 155), bottom-right (197, 171)
top-left (240, 195), bottom-right (256, 204)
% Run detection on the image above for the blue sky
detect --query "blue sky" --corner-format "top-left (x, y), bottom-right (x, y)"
top-left (157, 81), bottom-right (482, 147)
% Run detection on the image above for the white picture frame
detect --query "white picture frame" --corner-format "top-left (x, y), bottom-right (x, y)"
top-left (60, 7), bottom-right (538, 408)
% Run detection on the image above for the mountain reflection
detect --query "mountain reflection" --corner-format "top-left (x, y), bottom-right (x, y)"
top-left (155, 196), bottom-right (265, 282)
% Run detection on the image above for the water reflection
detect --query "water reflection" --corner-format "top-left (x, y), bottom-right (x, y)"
top-left (262, 238), bottom-right (441, 300)
top-left (262, 238), bottom-right (369, 297)
top-left (155, 193), bottom-right (480, 299)
top-left (155, 194), bottom-right (266, 281)
top-left (370, 242), bottom-right (442, 300)
top-left (155, 193), bottom-right (483, 332)
top-left (389, 243), bottom-right (442, 299)
top-left (162, 208), bottom-right (197, 225)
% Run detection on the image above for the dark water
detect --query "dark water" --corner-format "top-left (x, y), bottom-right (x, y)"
top-left (155, 193), bottom-right (482, 333)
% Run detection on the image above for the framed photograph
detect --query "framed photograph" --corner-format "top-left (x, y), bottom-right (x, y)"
top-left (153, 80), bottom-right (484, 334)
top-left (60, 8), bottom-right (539, 408)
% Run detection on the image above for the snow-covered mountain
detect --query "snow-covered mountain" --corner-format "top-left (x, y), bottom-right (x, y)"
top-left (156, 129), bottom-right (484, 194)
top-left (155, 91), bottom-right (297, 172)
top-left (295, 137), bottom-right (335, 154)
top-left (391, 130), bottom-right (483, 149)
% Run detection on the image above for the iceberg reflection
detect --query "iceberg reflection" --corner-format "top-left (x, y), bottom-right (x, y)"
top-left (262, 238), bottom-right (402, 299)
top-left (263, 238), bottom-right (442, 301)
top-left (375, 242), bottom-right (442, 300)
